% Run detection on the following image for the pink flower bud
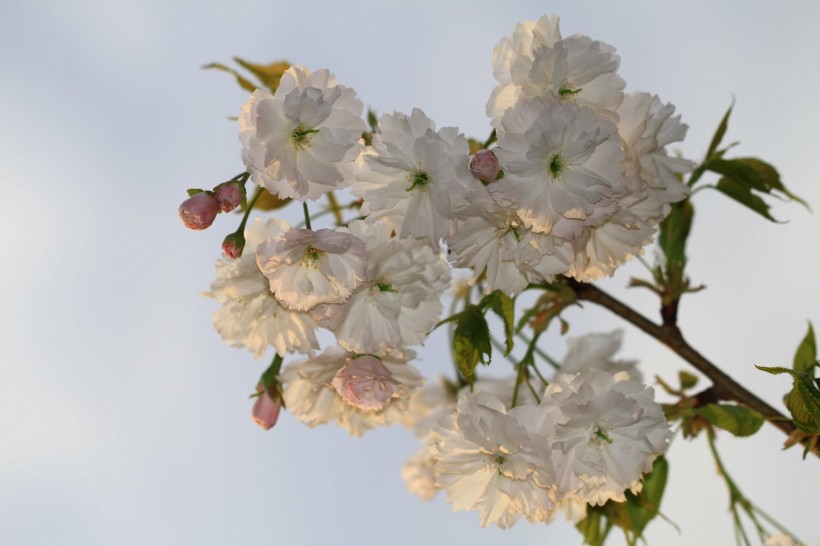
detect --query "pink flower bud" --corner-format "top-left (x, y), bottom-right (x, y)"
top-left (214, 181), bottom-right (246, 213)
top-left (222, 231), bottom-right (246, 259)
top-left (252, 391), bottom-right (281, 430)
top-left (179, 192), bottom-right (219, 230)
top-left (470, 149), bottom-right (501, 183)
top-left (331, 355), bottom-right (401, 411)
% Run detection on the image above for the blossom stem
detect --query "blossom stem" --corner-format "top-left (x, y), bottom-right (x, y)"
top-left (561, 277), bottom-right (820, 457)
top-left (515, 332), bottom-right (560, 369)
top-left (302, 202), bottom-right (312, 230)
top-left (237, 182), bottom-right (262, 233)
top-left (326, 191), bottom-right (344, 226)
top-left (260, 353), bottom-right (285, 405)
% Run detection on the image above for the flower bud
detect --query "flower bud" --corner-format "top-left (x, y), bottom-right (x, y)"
top-left (222, 231), bottom-right (246, 259)
top-left (252, 389), bottom-right (281, 430)
top-left (331, 355), bottom-right (401, 411)
top-left (179, 192), bottom-right (219, 230)
top-left (214, 181), bottom-right (246, 213)
top-left (470, 149), bottom-right (501, 183)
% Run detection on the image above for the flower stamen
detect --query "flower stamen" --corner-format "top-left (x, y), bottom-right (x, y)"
top-left (292, 124), bottom-right (319, 150)
top-left (405, 170), bottom-right (430, 191)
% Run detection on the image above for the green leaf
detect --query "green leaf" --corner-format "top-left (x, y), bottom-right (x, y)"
top-left (755, 365), bottom-right (798, 376)
top-left (625, 456), bottom-right (669, 536)
top-left (481, 291), bottom-right (515, 355)
top-left (706, 103), bottom-right (733, 159)
top-left (707, 158), bottom-right (768, 191)
top-left (786, 385), bottom-right (820, 433)
top-left (694, 403), bottom-right (765, 437)
top-left (202, 62), bottom-right (258, 93)
top-left (715, 176), bottom-right (778, 221)
top-left (678, 371), bottom-right (698, 390)
top-left (367, 109), bottom-right (378, 133)
top-left (451, 305), bottom-right (492, 379)
top-left (232, 58), bottom-right (291, 93)
top-left (576, 508), bottom-right (612, 546)
top-left (186, 188), bottom-right (204, 197)
top-left (579, 457), bottom-right (670, 545)
top-left (793, 323), bottom-right (816, 372)
top-left (736, 157), bottom-right (809, 209)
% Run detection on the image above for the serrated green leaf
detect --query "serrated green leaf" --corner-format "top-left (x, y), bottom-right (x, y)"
top-left (694, 403), bottom-right (765, 437)
top-left (625, 456), bottom-right (669, 536)
top-left (786, 385), bottom-right (820, 433)
top-left (706, 158), bottom-right (767, 192)
top-left (715, 176), bottom-right (778, 221)
top-left (755, 364), bottom-right (798, 376)
top-left (735, 157), bottom-right (809, 209)
top-left (202, 62), bottom-right (258, 92)
top-left (482, 291), bottom-right (515, 355)
top-left (232, 58), bottom-right (291, 93)
top-left (678, 371), bottom-right (698, 390)
top-left (452, 306), bottom-right (492, 379)
top-left (706, 103), bottom-right (733, 159)
top-left (793, 323), bottom-right (816, 372)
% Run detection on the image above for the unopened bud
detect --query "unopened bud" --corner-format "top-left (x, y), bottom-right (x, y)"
top-left (252, 389), bottom-right (281, 430)
top-left (222, 231), bottom-right (246, 259)
top-left (470, 149), bottom-right (501, 183)
top-left (214, 181), bottom-right (246, 213)
top-left (331, 355), bottom-right (401, 411)
top-left (179, 191), bottom-right (219, 230)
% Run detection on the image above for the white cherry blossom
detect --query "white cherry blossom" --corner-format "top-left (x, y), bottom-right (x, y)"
top-left (207, 218), bottom-right (319, 358)
top-left (255, 228), bottom-right (367, 312)
top-left (239, 65), bottom-right (366, 201)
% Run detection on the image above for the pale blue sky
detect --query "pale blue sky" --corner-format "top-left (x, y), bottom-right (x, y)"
top-left (1, 1), bottom-right (819, 545)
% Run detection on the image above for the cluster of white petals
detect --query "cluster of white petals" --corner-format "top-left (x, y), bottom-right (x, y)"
top-left (207, 16), bottom-right (694, 533)
top-left (351, 109), bottom-right (476, 246)
top-left (487, 15), bottom-right (625, 127)
top-left (208, 218), bottom-right (319, 358)
top-left (313, 220), bottom-right (450, 354)
top-left (400, 333), bottom-right (670, 528)
top-left (541, 369), bottom-right (672, 506)
top-left (431, 393), bottom-right (557, 529)
top-left (559, 330), bottom-right (641, 381)
top-left (256, 228), bottom-right (367, 311)
top-left (239, 65), bottom-right (366, 201)
top-left (280, 347), bottom-right (422, 436)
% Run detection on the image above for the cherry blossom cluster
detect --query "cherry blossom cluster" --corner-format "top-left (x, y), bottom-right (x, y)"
top-left (401, 332), bottom-right (670, 528)
top-left (189, 13), bottom-right (691, 531)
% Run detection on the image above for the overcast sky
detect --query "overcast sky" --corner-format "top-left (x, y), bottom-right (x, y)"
top-left (1, 1), bottom-right (819, 545)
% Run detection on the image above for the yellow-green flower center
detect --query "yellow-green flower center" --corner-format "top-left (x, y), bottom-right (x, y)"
top-left (548, 153), bottom-right (566, 180)
top-left (405, 170), bottom-right (430, 191)
top-left (301, 246), bottom-right (323, 268)
top-left (292, 124), bottom-right (319, 150)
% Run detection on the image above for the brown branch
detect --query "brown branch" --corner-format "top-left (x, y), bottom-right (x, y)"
top-left (562, 278), bottom-right (819, 457)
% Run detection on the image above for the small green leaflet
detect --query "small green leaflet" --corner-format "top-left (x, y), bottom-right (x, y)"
top-left (451, 305), bottom-right (492, 379)
top-left (693, 403), bottom-right (764, 437)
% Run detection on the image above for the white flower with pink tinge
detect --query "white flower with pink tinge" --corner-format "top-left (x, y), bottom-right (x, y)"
top-left (538, 369), bottom-right (671, 506)
top-left (239, 65), bottom-right (366, 201)
top-left (280, 347), bottom-right (422, 437)
top-left (487, 15), bottom-right (625, 127)
top-left (207, 218), bottom-right (319, 358)
top-left (558, 330), bottom-right (641, 382)
top-left (490, 96), bottom-right (624, 239)
top-left (256, 228), bottom-right (367, 312)
top-left (331, 355), bottom-right (402, 411)
top-left (431, 392), bottom-right (558, 529)
top-left (351, 108), bottom-right (475, 246)
top-left (312, 220), bottom-right (450, 354)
